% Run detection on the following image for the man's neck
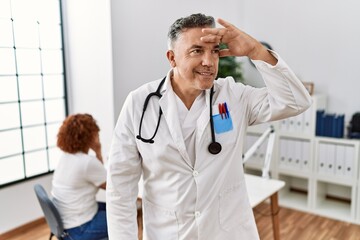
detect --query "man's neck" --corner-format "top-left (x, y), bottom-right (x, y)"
top-left (171, 76), bottom-right (202, 110)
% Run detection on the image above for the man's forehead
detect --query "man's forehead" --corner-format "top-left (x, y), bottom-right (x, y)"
top-left (176, 28), bottom-right (218, 48)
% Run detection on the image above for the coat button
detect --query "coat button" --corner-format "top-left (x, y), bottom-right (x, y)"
top-left (192, 170), bottom-right (199, 177)
top-left (195, 211), bottom-right (201, 218)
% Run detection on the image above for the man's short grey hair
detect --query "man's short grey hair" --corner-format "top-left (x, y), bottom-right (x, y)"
top-left (167, 13), bottom-right (215, 49)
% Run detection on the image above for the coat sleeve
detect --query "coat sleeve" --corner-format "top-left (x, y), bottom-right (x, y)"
top-left (243, 51), bottom-right (312, 125)
top-left (106, 92), bottom-right (142, 240)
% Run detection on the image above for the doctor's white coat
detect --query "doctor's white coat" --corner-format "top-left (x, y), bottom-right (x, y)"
top-left (106, 53), bottom-right (312, 240)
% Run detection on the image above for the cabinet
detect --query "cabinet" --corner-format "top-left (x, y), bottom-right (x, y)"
top-left (313, 137), bottom-right (359, 222)
top-left (245, 94), bottom-right (360, 224)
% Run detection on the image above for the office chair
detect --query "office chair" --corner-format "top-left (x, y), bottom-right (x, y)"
top-left (34, 184), bottom-right (109, 240)
top-left (34, 184), bottom-right (67, 240)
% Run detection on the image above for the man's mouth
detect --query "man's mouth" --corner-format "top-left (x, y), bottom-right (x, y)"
top-left (197, 71), bottom-right (214, 76)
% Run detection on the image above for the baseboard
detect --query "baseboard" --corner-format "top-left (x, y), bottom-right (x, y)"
top-left (0, 217), bottom-right (45, 240)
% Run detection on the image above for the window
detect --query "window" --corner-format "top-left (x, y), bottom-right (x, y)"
top-left (0, 0), bottom-right (67, 187)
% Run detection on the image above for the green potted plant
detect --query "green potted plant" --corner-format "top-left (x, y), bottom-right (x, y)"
top-left (217, 43), bottom-right (243, 82)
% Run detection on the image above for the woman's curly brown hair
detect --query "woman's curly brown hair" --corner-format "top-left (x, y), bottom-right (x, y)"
top-left (57, 113), bottom-right (100, 154)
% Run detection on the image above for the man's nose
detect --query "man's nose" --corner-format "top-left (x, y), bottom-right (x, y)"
top-left (202, 52), bottom-right (215, 67)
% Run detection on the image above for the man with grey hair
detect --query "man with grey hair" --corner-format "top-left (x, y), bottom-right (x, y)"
top-left (107, 13), bottom-right (311, 239)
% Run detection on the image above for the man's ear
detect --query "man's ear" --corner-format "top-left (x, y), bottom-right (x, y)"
top-left (166, 50), bottom-right (176, 67)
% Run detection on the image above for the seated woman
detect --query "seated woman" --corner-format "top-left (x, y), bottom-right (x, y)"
top-left (51, 113), bottom-right (108, 240)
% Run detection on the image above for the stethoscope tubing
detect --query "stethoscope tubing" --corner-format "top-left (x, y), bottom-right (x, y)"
top-left (136, 76), bottom-right (221, 154)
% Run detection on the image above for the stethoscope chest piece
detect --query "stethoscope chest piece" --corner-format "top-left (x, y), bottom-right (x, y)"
top-left (208, 142), bottom-right (222, 155)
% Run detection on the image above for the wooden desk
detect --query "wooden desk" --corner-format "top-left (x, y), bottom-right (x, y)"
top-left (245, 174), bottom-right (285, 240)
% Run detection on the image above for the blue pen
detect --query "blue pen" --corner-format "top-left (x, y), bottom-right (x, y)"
top-left (224, 102), bottom-right (229, 118)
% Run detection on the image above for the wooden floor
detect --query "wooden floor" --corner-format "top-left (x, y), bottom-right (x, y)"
top-left (4, 202), bottom-right (360, 240)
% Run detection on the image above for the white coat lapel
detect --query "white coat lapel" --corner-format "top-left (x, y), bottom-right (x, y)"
top-left (159, 80), bottom-right (193, 169)
top-left (196, 88), bottom-right (211, 140)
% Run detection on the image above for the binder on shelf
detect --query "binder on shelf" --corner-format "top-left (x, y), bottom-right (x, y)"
top-left (344, 145), bottom-right (354, 178)
top-left (294, 114), bottom-right (304, 132)
top-left (335, 144), bottom-right (345, 177)
top-left (301, 141), bottom-right (311, 171)
top-left (279, 138), bottom-right (287, 168)
top-left (335, 115), bottom-right (345, 138)
top-left (303, 106), bottom-right (313, 134)
top-left (287, 139), bottom-right (295, 168)
top-left (316, 110), bottom-right (325, 136)
top-left (280, 119), bottom-right (288, 132)
top-left (324, 114), bottom-right (335, 137)
top-left (318, 143), bottom-right (327, 174)
top-left (288, 117), bottom-right (297, 132)
top-left (294, 140), bottom-right (302, 170)
top-left (315, 110), bottom-right (345, 138)
top-left (325, 143), bottom-right (336, 175)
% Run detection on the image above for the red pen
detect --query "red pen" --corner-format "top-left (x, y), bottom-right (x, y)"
top-left (222, 103), bottom-right (227, 119)
top-left (218, 103), bottom-right (223, 119)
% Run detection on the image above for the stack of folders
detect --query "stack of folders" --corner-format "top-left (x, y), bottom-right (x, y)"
top-left (316, 110), bottom-right (345, 138)
top-left (279, 138), bottom-right (311, 171)
top-left (279, 104), bottom-right (313, 134)
top-left (317, 142), bottom-right (354, 178)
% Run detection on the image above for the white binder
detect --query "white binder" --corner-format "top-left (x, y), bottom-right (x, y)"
top-left (280, 119), bottom-right (288, 132)
top-left (288, 117), bottom-right (296, 132)
top-left (345, 145), bottom-right (355, 177)
top-left (325, 143), bottom-right (336, 175)
top-left (301, 141), bottom-right (311, 171)
top-left (279, 138), bottom-right (287, 168)
top-left (294, 113), bottom-right (304, 132)
top-left (287, 139), bottom-right (295, 169)
top-left (294, 140), bottom-right (302, 170)
top-left (318, 143), bottom-right (327, 174)
top-left (303, 105), bottom-right (313, 134)
top-left (335, 144), bottom-right (345, 177)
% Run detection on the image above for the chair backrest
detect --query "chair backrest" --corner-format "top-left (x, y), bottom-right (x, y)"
top-left (34, 184), bottom-right (66, 239)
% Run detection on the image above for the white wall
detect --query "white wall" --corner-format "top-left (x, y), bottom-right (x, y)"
top-left (240, 0), bottom-right (360, 122)
top-left (0, 0), bottom-right (113, 234)
top-left (111, 0), bottom-right (360, 123)
top-left (110, 0), bottom-right (245, 118)
top-left (63, 0), bottom-right (114, 156)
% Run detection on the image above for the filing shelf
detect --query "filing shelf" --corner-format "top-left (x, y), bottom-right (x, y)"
top-left (245, 94), bottom-right (360, 224)
top-left (278, 174), bottom-right (311, 212)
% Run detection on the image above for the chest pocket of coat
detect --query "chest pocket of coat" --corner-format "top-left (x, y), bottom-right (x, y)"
top-left (218, 181), bottom-right (252, 231)
top-left (213, 110), bottom-right (237, 146)
top-left (143, 199), bottom-right (179, 240)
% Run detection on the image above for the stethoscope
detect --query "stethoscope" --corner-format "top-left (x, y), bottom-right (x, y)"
top-left (136, 77), bottom-right (222, 155)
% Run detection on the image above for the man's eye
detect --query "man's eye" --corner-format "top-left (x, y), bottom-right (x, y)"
top-left (213, 49), bottom-right (220, 54)
top-left (191, 49), bottom-right (202, 54)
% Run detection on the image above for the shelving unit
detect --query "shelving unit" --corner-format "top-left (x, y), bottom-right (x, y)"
top-left (245, 94), bottom-right (360, 224)
top-left (314, 180), bottom-right (355, 222)
top-left (313, 137), bottom-right (359, 222)
top-left (278, 174), bottom-right (311, 211)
